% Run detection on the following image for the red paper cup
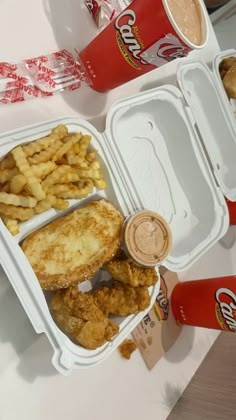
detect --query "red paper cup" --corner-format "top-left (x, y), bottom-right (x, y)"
top-left (226, 198), bottom-right (236, 225)
top-left (79, 0), bottom-right (209, 91)
top-left (171, 276), bottom-right (236, 332)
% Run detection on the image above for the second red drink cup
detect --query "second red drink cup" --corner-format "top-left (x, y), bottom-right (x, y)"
top-left (171, 276), bottom-right (236, 332)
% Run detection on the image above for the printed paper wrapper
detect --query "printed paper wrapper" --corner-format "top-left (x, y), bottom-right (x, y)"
top-left (132, 268), bottom-right (182, 370)
top-left (0, 49), bottom-right (88, 105)
top-left (84, 0), bottom-right (132, 28)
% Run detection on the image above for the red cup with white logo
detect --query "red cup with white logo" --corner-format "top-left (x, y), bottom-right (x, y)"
top-left (171, 276), bottom-right (236, 332)
top-left (79, 0), bottom-right (209, 91)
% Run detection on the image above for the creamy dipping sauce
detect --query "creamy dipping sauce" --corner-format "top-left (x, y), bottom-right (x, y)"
top-left (167, 0), bottom-right (203, 46)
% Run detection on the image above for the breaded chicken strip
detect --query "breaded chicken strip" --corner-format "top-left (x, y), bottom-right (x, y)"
top-left (105, 258), bottom-right (158, 287)
top-left (51, 287), bottom-right (119, 350)
top-left (51, 281), bottom-right (150, 349)
top-left (91, 282), bottom-right (151, 317)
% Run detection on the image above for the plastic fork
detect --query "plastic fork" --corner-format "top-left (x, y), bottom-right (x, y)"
top-left (0, 48), bottom-right (88, 104)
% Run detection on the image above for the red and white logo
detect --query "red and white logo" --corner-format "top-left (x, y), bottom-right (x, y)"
top-left (215, 287), bottom-right (236, 332)
top-left (115, 9), bottom-right (148, 65)
top-left (140, 34), bottom-right (191, 68)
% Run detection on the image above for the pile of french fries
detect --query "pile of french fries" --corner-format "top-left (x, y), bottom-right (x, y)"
top-left (0, 124), bottom-right (107, 235)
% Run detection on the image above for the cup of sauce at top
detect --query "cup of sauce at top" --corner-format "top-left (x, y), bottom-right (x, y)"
top-left (123, 210), bottom-right (172, 267)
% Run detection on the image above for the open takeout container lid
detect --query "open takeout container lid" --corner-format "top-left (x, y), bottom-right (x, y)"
top-left (0, 57), bottom-right (235, 374)
top-left (104, 59), bottom-right (236, 271)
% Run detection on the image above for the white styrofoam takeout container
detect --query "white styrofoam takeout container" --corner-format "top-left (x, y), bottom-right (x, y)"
top-left (0, 58), bottom-right (235, 374)
top-left (213, 48), bottom-right (236, 118)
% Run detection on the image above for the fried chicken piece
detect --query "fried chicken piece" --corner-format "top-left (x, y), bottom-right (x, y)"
top-left (219, 57), bottom-right (236, 72)
top-left (91, 282), bottom-right (151, 317)
top-left (51, 288), bottom-right (119, 350)
top-left (219, 58), bottom-right (236, 100)
top-left (105, 258), bottom-right (158, 287)
top-left (223, 63), bottom-right (236, 99)
top-left (51, 282), bottom-right (150, 349)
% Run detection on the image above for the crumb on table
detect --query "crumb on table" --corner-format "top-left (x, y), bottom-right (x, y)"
top-left (118, 339), bottom-right (137, 360)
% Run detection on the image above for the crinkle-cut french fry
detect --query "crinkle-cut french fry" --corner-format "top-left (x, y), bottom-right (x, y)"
top-left (60, 172), bottom-right (80, 184)
top-left (76, 168), bottom-right (102, 180)
top-left (61, 132), bottom-right (74, 143)
top-left (22, 125), bottom-right (68, 157)
top-left (51, 196), bottom-right (69, 210)
top-left (34, 195), bottom-right (55, 214)
top-left (65, 147), bottom-right (76, 165)
top-left (41, 165), bottom-right (77, 189)
top-left (0, 191), bottom-right (37, 208)
top-left (73, 143), bottom-right (80, 154)
top-left (52, 124), bottom-right (69, 137)
top-left (47, 180), bottom-right (94, 198)
top-left (89, 160), bottom-right (101, 170)
top-left (27, 140), bottom-right (63, 165)
top-left (58, 180), bottom-right (94, 199)
top-left (10, 174), bottom-right (27, 194)
top-left (53, 133), bottom-right (82, 162)
top-left (23, 136), bottom-right (55, 158)
top-left (1, 182), bottom-right (10, 192)
top-left (31, 161), bottom-right (57, 179)
top-left (47, 184), bottom-right (72, 196)
top-left (0, 154), bottom-right (16, 170)
top-left (78, 135), bottom-right (91, 158)
top-left (41, 165), bottom-right (68, 188)
top-left (93, 178), bottom-right (107, 190)
top-left (56, 157), bottom-right (68, 165)
top-left (1, 216), bottom-right (19, 236)
top-left (0, 203), bottom-right (33, 221)
top-left (67, 155), bottom-right (88, 167)
top-left (0, 167), bottom-right (19, 184)
top-left (86, 151), bottom-right (96, 162)
top-left (11, 146), bottom-right (46, 201)
top-left (21, 184), bottom-right (31, 195)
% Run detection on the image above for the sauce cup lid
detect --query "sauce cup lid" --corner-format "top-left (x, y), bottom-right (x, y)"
top-left (123, 210), bottom-right (172, 267)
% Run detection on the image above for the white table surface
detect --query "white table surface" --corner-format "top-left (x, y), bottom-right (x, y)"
top-left (0, 1), bottom-right (235, 420)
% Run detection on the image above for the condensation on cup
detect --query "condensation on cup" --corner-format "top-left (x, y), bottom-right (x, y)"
top-left (79, 0), bottom-right (209, 91)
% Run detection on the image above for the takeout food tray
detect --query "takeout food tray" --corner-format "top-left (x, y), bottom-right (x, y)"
top-left (0, 117), bottom-right (161, 374)
top-left (0, 58), bottom-right (235, 374)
